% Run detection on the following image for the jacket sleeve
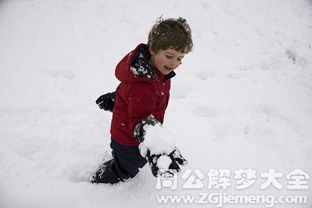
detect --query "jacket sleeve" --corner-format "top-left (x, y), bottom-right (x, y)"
top-left (126, 82), bottom-right (158, 141)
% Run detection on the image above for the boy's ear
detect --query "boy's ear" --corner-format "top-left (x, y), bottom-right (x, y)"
top-left (149, 46), bottom-right (156, 56)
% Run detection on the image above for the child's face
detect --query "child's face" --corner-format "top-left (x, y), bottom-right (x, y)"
top-left (149, 48), bottom-right (186, 75)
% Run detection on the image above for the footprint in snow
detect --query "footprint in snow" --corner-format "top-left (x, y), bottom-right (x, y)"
top-left (192, 105), bottom-right (220, 118)
top-left (194, 69), bottom-right (215, 81)
top-left (41, 68), bottom-right (76, 80)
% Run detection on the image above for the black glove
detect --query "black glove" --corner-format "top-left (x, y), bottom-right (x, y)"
top-left (134, 115), bottom-right (158, 143)
top-left (96, 92), bottom-right (116, 112)
top-left (146, 147), bottom-right (188, 177)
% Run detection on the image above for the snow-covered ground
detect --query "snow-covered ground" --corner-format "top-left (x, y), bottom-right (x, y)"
top-left (1, 0), bottom-right (312, 208)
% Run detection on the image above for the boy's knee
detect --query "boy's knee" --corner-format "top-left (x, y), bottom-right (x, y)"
top-left (110, 138), bottom-right (147, 177)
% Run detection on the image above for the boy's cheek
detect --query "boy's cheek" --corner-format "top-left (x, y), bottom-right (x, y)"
top-left (155, 58), bottom-right (166, 67)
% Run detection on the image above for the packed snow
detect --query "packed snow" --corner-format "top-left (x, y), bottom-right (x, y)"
top-left (0, 0), bottom-right (312, 208)
top-left (156, 155), bottom-right (173, 170)
top-left (140, 122), bottom-right (176, 156)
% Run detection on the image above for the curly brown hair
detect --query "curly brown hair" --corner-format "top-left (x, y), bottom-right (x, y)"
top-left (147, 17), bottom-right (193, 54)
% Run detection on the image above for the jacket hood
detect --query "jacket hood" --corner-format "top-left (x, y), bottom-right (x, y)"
top-left (115, 44), bottom-right (175, 83)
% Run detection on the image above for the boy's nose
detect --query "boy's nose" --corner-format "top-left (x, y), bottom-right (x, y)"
top-left (169, 60), bottom-right (180, 68)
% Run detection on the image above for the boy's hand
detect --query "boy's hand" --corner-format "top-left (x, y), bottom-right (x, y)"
top-left (134, 115), bottom-right (158, 143)
top-left (143, 147), bottom-right (188, 177)
top-left (96, 92), bottom-right (116, 112)
top-left (134, 115), bottom-right (188, 177)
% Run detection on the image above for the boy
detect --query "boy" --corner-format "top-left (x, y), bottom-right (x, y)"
top-left (90, 17), bottom-right (193, 184)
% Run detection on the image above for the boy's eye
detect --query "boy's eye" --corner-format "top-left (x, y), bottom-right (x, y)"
top-left (166, 55), bottom-right (173, 59)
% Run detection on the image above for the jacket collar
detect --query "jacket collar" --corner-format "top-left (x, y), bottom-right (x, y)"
top-left (165, 71), bottom-right (176, 80)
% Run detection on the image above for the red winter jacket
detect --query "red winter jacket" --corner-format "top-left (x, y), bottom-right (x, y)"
top-left (110, 44), bottom-right (175, 146)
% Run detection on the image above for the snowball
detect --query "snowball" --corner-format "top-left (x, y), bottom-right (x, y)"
top-left (142, 123), bottom-right (176, 155)
top-left (157, 155), bottom-right (172, 170)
